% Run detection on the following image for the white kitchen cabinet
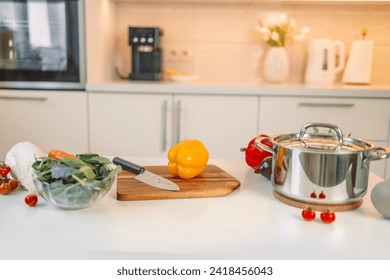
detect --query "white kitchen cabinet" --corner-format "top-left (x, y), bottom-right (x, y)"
top-left (174, 94), bottom-right (258, 159)
top-left (88, 92), bottom-right (258, 158)
top-left (258, 96), bottom-right (390, 178)
top-left (258, 96), bottom-right (390, 140)
top-left (387, 139), bottom-right (390, 179)
top-left (0, 90), bottom-right (88, 159)
top-left (89, 92), bottom-right (173, 157)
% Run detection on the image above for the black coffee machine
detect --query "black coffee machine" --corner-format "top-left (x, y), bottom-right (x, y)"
top-left (128, 27), bottom-right (163, 81)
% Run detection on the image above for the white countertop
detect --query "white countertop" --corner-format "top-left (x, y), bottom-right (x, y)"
top-left (86, 79), bottom-right (390, 98)
top-left (1, 157), bottom-right (389, 260)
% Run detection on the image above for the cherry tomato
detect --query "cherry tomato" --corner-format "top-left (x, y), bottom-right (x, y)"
top-left (4, 166), bottom-right (11, 174)
top-left (243, 134), bottom-right (273, 169)
top-left (25, 194), bottom-right (38, 207)
top-left (0, 164), bottom-right (10, 176)
top-left (0, 169), bottom-right (6, 178)
top-left (0, 183), bottom-right (12, 195)
top-left (9, 179), bottom-right (19, 191)
top-left (320, 211), bottom-right (336, 224)
top-left (301, 208), bottom-right (316, 221)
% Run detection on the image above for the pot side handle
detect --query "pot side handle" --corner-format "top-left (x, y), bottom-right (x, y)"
top-left (254, 136), bottom-right (275, 155)
top-left (365, 147), bottom-right (390, 164)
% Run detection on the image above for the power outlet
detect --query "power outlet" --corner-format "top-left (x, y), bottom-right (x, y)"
top-left (166, 48), bottom-right (179, 62)
top-left (164, 48), bottom-right (194, 74)
top-left (166, 48), bottom-right (193, 63)
top-left (178, 49), bottom-right (193, 63)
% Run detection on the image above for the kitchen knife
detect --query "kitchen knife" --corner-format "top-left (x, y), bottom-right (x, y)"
top-left (112, 157), bottom-right (180, 191)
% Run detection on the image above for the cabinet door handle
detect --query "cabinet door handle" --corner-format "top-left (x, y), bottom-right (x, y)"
top-left (0, 95), bottom-right (48, 102)
top-left (175, 100), bottom-right (182, 144)
top-left (161, 100), bottom-right (168, 152)
top-left (298, 102), bottom-right (355, 108)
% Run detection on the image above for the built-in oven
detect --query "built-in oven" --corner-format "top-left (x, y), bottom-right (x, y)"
top-left (0, 0), bottom-right (85, 90)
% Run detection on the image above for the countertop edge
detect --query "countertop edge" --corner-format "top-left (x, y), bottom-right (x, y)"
top-left (86, 81), bottom-right (390, 98)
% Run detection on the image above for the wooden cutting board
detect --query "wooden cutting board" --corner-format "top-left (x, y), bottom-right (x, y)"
top-left (117, 164), bottom-right (241, 201)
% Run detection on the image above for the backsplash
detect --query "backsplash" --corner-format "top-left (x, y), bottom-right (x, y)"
top-left (113, 1), bottom-right (390, 86)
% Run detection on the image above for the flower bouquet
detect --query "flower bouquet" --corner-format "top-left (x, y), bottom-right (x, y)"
top-left (255, 14), bottom-right (310, 46)
top-left (255, 14), bottom-right (310, 83)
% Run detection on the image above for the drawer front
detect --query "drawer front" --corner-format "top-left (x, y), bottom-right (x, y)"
top-left (89, 92), bottom-right (173, 157)
top-left (0, 90), bottom-right (88, 158)
top-left (258, 96), bottom-right (390, 141)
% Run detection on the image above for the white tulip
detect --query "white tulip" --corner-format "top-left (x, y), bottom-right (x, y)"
top-left (261, 33), bottom-right (271, 41)
top-left (261, 19), bottom-right (269, 28)
top-left (259, 27), bottom-right (271, 36)
top-left (260, 27), bottom-right (271, 34)
top-left (278, 14), bottom-right (288, 25)
top-left (300, 27), bottom-right (311, 34)
top-left (293, 34), bottom-right (305, 42)
top-left (289, 18), bottom-right (296, 29)
top-left (254, 26), bottom-right (271, 41)
top-left (254, 26), bottom-right (270, 35)
top-left (270, 31), bottom-right (280, 42)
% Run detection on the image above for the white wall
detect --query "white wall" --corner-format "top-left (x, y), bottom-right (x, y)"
top-left (89, 1), bottom-right (390, 85)
top-left (85, 0), bottom-right (117, 82)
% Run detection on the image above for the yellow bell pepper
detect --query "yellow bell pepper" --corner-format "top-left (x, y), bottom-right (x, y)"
top-left (167, 139), bottom-right (209, 179)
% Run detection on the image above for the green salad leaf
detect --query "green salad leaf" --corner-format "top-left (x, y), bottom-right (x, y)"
top-left (32, 154), bottom-right (122, 185)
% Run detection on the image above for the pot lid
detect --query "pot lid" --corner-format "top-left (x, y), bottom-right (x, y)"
top-left (273, 133), bottom-right (375, 152)
top-left (272, 123), bottom-right (375, 152)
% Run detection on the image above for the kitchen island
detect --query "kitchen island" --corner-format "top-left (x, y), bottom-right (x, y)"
top-left (0, 157), bottom-right (389, 260)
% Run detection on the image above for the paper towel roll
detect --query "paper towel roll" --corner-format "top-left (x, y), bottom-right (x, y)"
top-left (342, 40), bottom-right (373, 84)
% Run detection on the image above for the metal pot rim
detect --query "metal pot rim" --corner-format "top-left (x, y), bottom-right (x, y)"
top-left (255, 123), bottom-right (390, 162)
top-left (270, 132), bottom-right (376, 153)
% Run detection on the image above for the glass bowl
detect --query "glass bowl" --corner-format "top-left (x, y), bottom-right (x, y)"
top-left (33, 175), bottom-right (115, 210)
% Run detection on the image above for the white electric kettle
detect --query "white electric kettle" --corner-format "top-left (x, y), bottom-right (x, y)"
top-left (305, 39), bottom-right (345, 85)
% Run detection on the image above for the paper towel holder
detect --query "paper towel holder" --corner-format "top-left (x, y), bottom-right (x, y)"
top-left (342, 28), bottom-right (373, 85)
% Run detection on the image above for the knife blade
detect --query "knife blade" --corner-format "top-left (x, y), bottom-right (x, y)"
top-left (112, 157), bottom-right (180, 191)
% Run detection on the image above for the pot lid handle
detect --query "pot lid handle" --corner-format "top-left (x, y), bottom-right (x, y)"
top-left (298, 122), bottom-right (344, 145)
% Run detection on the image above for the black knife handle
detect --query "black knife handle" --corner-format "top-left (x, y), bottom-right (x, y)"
top-left (112, 157), bottom-right (145, 174)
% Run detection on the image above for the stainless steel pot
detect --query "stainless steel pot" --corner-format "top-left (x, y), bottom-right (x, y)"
top-left (255, 122), bottom-right (390, 204)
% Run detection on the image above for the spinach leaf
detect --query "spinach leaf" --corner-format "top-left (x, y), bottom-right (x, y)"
top-left (32, 154), bottom-right (122, 188)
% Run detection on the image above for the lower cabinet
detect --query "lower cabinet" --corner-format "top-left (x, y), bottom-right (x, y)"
top-left (258, 96), bottom-right (390, 178)
top-left (174, 94), bottom-right (258, 159)
top-left (3, 88), bottom-right (387, 178)
top-left (89, 92), bottom-right (173, 157)
top-left (0, 90), bottom-right (88, 158)
top-left (88, 92), bottom-right (258, 159)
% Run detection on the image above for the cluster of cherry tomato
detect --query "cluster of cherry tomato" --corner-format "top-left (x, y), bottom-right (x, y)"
top-left (0, 161), bottom-right (38, 206)
top-left (301, 208), bottom-right (336, 224)
top-left (0, 162), bottom-right (19, 195)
